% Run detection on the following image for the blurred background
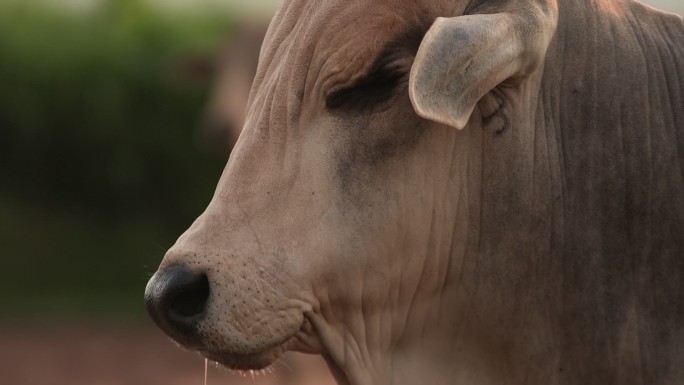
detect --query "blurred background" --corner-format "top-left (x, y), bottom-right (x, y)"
top-left (0, 0), bottom-right (681, 384)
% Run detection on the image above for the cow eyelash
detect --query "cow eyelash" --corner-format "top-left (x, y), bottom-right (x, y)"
top-left (325, 67), bottom-right (407, 111)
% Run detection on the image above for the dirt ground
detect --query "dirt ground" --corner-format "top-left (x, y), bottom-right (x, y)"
top-left (0, 320), bottom-right (334, 385)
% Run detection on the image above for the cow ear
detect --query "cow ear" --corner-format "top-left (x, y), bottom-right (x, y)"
top-left (409, 9), bottom-right (556, 130)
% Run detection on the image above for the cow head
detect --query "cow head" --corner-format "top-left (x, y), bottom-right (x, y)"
top-left (146, 1), bottom-right (558, 384)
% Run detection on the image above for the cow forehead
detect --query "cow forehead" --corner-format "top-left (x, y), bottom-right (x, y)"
top-left (252, 1), bottom-right (461, 109)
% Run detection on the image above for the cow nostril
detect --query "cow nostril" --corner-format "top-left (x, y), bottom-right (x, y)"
top-left (167, 272), bottom-right (209, 318)
top-left (145, 265), bottom-right (210, 345)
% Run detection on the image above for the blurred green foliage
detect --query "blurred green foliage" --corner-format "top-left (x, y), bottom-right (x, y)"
top-left (0, 0), bottom-right (233, 319)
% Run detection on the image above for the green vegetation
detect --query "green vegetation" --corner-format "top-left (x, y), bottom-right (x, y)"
top-left (0, 0), bottom-right (233, 319)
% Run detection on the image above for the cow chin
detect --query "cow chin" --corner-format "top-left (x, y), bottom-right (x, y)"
top-left (197, 308), bottom-right (325, 371)
top-left (194, 304), bottom-right (307, 370)
top-left (200, 337), bottom-right (292, 371)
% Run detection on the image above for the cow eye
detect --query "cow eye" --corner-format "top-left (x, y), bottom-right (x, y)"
top-left (325, 67), bottom-right (407, 110)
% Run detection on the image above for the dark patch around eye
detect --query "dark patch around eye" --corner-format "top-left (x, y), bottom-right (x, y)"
top-left (325, 26), bottom-right (427, 111)
top-left (325, 67), bottom-right (407, 110)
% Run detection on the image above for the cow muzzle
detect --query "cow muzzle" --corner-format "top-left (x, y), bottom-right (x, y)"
top-left (144, 264), bottom-right (210, 347)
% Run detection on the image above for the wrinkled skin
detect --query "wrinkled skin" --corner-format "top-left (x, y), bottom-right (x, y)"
top-left (150, 0), bottom-right (684, 384)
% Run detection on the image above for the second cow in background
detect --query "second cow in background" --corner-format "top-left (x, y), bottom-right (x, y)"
top-left (199, 23), bottom-right (267, 153)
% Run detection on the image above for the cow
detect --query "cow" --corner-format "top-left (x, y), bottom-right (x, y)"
top-left (199, 22), bottom-right (268, 153)
top-left (145, 0), bottom-right (684, 384)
